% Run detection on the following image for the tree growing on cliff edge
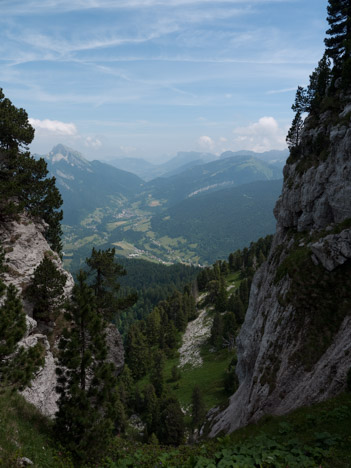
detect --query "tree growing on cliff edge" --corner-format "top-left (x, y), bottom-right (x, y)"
top-left (0, 88), bottom-right (63, 253)
top-left (55, 270), bottom-right (118, 462)
top-left (86, 247), bottom-right (137, 321)
top-left (26, 255), bottom-right (67, 322)
top-left (325, 0), bottom-right (351, 84)
top-left (0, 247), bottom-right (44, 390)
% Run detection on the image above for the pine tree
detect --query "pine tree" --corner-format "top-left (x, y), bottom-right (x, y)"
top-left (307, 54), bottom-right (332, 110)
top-left (325, 0), bottom-right (351, 70)
top-left (125, 323), bottom-right (149, 379)
top-left (86, 247), bottom-right (136, 321)
top-left (150, 350), bottom-right (165, 397)
top-left (0, 89), bottom-right (63, 253)
top-left (117, 364), bottom-right (134, 408)
top-left (158, 396), bottom-right (185, 445)
top-left (26, 255), bottom-right (67, 322)
top-left (191, 385), bottom-right (206, 432)
top-left (146, 307), bottom-right (161, 345)
top-left (286, 111), bottom-right (304, 150)
top-left (215, 277), bottom-right (227, 313)
top-left (142, 383), bottom-right (160, 438)
top-left (0, 259), bottom-right (44, 391)
top-left (228, 294), bottom-right (245, 325)
top-left (210, 311), bottom-right (224, 348)
top-left (55, 271), bottom-right (118, 462)
top-left (224, 357), bottom-right (239, 395)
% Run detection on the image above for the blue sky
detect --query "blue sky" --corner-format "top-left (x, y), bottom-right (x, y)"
top-left (1, 0), bottom-right (327, 162)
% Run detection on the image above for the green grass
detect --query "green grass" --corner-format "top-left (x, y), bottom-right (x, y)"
top-left (163, 345), bottom-right (234, 412)
top-left (0, 391), bottom-right (73, 468)
top-left (2, 385), bottom-right (351, 468)
top-left (104, 392), bottom-right (351, 467)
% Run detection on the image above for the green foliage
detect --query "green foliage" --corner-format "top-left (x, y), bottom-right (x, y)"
top-left (0, 391), bottom-right (74, 468)
top-left (26, 255), bottom-right (67, 322)
top-left (150, 350), bottom-right (165, 397)
top-left (223, 357), bottom-right (239, 395)
top-left (307, 54), bottom-right (332, 110)
top-left (286, 110), bottom-right (304, 150)
top-left (0, 89), bottom-right (34, 152)
top-left (102, 393), bottom-right (351, 468)
top-left (0, 255), bottom-right (44, 391)
top-left (191, 385), bottom-right (206, 431)
top-left (158, 396), bottom-right (185, 445)
top-left (125, 322), bottom-right (150, 379)
top-left (0, 88), bottom-right (63, 253)
top-left (86, 247), bottom-right (137, 321)
top-left (55, 270), bottom-right (118, 462)
top-left (150, 179), bottom-right (281, 263)
top-left (275, 242), bottom-right (351, 371)
top-left (325, 0), bottom-right (351, 83)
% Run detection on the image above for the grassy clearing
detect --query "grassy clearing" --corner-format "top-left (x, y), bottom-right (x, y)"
top-left (159, 236), bottom-right (187, 248)
top-left (80, 208), bottom-right (105, 227)
top-left (225, 271), bottom-right (241, 285)
top-left (0, 391), bottom-right (73, 468)
top-left (164, 344), bottom-right (234, 412)
top-left (106, 221), bottom-right (127, 232)
top-left (132, 219), bottom-right (151, 232)
top-left (64, 234), bottom-right (105, 250)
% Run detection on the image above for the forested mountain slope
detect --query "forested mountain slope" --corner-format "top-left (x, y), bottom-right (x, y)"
top-left (39, 144), bottom-right (143, 224)
top-left (141, 154), bottom-right (282, 208)
top-left (151, 179), bottom-right (282, 262)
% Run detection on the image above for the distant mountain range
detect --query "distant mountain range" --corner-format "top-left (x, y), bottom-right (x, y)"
top-left (140, 153), bottom-right (283, 208)
top-left (37, 144), bottom-right (285, 266)
top-left (104, 149), bottom-right (288, 181)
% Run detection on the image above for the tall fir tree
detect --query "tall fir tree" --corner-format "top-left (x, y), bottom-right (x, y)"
top-left (325, 0), bottom-right (351, 69)
top-left (191, 385), bottom-right (206, 432)
top-left (307, 54), bottom-right (332, 110)
top-left (150, 350), bottom-right (165, 398)
top-left (55, 271), bottom-right (118, 462)
top-left (158, 396), bottom-right (185, 446)
top-left (26, 255), bottom-right (67, 322)
top-left (0, 89), bottom-right (63, 253)
top-left (86, 247), bottom-right (136, 321)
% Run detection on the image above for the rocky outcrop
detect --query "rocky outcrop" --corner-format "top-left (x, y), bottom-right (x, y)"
top-left (0, 214), bottom-right (74, 314)
top-left (0, 213), bottom-right (125, 417)
top-left (20, 329), bottom-right (59, 417)
top-left (210, 98), bottom-right (351, 435)
top-left (105, 323), bottom-right (125, 375)
top-left (0, 214), bottom-right (74, 416)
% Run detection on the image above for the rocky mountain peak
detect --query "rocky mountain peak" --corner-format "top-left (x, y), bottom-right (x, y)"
top-left (47, 144), bottom-right (91, 170)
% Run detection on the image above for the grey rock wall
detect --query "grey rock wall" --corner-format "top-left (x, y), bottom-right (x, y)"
top-left (210, 104), bottom-right (351, 436)
top-left (0, 214), bottom-right (125, 416)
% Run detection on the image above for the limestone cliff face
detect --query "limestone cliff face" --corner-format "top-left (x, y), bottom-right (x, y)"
top-left (210, 93), bottom-right (351, 435)
top-left (0, 214), bottom-right (124, 416)
top-left (0, 214), bottom-right (74, 416)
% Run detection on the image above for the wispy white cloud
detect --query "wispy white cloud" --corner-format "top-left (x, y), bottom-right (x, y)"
top-left (266, 87), bottom-right (298, 95)
top-left (2, 0), bottom-right (296, 14)
top-left (19, 31), bottom-right (165, 55)
top-left (29, 118), bottom-right (78, 136)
